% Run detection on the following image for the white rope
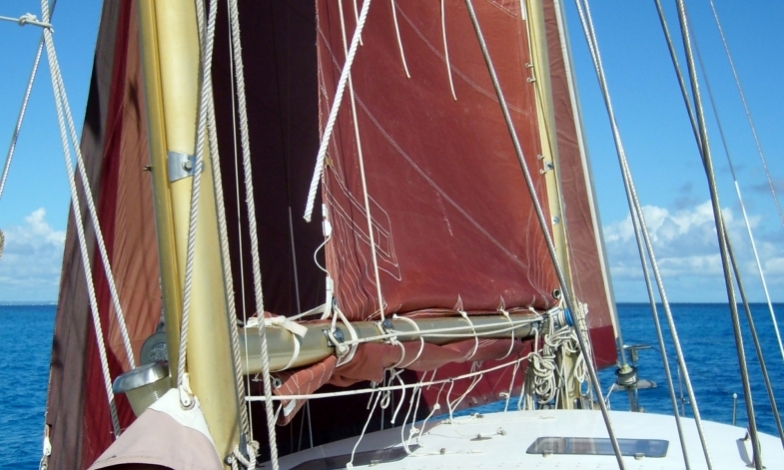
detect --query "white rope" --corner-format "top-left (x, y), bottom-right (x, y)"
top-left (39, 2), bottom-right (136, 371)
top-left (0, 230), bottom-right (4, 261)
top-left (390, 314), bottom-right (425, 369)
top-left (303, 0), bottom-right (373, 222)
top-left (499, 309), bottom-right (516, 360)
top-left (224, 0), bottom-right (254, 436)
top-left (347, 390), bottom-right (381, 469)
top-left (389, 0), bottom-right (410, 78)
top-left (193, 0), bottom-right (252, 447)
top-left (0, 12), bottom-right (51, 28)
top-left (458, 310), bottom-right (479, 360)
top-left (226, 0), bottom-right (279, 467)
top-left (247, 355), bottom-right (528, 402)
top-left (503, 359), bottom-right (521, 412)
top-left (441, 0), bottom-right (457, 100)
top-left (40, 0), bottom-right (120, 437)
top-left (330, 306), bottom-right (360, 366)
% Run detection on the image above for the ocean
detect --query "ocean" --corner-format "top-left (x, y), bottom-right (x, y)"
top-left (1, 302), bottom-right (783, 468)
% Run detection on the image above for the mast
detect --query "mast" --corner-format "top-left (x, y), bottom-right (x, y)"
top-left (137, 0), bottom-right (239, 463)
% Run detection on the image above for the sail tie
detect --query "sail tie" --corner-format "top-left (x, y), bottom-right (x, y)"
top-left (458, 310), bottom-right (480, 361)
top-left (389, 0), bottom-right (411, 78)
top-left (440, 0), bottom-right (457, 100)
top-left (330, 307), bottom-right (359, 366)
top-left (389, 314), bottom-right (425, 369)
top-left (263, 315), bottom-right (306, 371)
top-left (498, 309), bottom-right (516, 360)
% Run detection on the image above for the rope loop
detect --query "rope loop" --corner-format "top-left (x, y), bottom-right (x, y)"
top-left (389, 314), bottom-right (425, 369)
top-left (230, 439), bottom-right (260, 470)
top-left (458, 310), bottom-right (480, 360)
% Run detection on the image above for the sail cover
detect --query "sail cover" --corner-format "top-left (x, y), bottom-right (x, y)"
top-left (318, 0), bottom-right (560, 320)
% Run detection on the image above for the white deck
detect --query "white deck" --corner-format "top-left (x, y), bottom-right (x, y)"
top-left (265, 409), bottom-right (784, 469)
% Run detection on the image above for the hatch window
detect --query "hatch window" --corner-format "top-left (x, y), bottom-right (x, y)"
top-left (526, 437), bottom-right (668, 458)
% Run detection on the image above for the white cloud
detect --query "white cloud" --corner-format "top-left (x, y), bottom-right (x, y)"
top-left (602, 200), bottom-right (782, 302)
top-left (0, 208), bottom-right (65, 301)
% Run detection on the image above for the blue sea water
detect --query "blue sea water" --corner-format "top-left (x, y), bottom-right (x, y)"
top-left (1, 302), bottom-right (783, 468)
top-left (0, 304), bottom-right (56, 470)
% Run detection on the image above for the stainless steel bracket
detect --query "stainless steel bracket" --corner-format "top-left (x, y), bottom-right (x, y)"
top-left (167, 151), bottom-right (198, 182)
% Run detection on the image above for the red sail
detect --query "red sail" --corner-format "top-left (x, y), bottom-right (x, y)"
top-left (542, 0), bottom-right (617, 367)
top-left (45, 3), bottom-right (161, 468)
top-left (318, 0), bottom-right (560, 321)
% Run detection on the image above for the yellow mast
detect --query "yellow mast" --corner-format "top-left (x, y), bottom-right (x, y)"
top-left (137, 0), bottom-right (239, 463)
top-left (526, 0), bottom-right (583, 409)
top-left (526, 0), bottom-right (571, 285)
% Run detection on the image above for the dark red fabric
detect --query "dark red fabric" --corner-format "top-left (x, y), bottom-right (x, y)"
top-left (542, 0), bottom-right (617, 366)
top-left (318, 0), bottom-right (559, 321)
top-left (47, 3), bottom-right (161, 468)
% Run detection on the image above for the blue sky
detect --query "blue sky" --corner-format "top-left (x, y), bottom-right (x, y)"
top-left (0, 1), bottom-right (782, 303)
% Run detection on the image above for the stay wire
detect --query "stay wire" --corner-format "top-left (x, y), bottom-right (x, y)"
top-left (575, 0), bottom-right (712, 466)
top-left (0, 0), bottom-right (57, 204)
top-left (725, 232), bottom-right (784, 451)
top-left (674, 1), bottom-right (761, 468)
top-left (462, 1), bottom-right (624, 468)
top-left (693, 34), bottom-right (784, 367)
top-left (706, 0), bottom-right (784, 231)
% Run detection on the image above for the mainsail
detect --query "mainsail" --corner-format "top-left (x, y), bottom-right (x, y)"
top-left (41, 0), bottom-right (617, 468)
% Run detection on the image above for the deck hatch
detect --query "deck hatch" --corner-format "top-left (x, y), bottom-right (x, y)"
top-left (526, 437), bottom-right (668, 458)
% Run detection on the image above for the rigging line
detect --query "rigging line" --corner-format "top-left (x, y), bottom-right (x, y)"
top-left (304, 0), bottom-right (373, 223)
top-left (269, 6), bottom-right (303, 316)
top-left (226, 0), bottom-right (253, 438)
top-left (675, 2), bottom-right (761, 468)
top-left (336, 0), bottom-right (385, 320)
top-left (461, 1), bottom-right (624, 468)
top-left (39, 0), bottom-right (120, 438)
top-left (695, 41), bottom-right (784, 366)
top-left (631, 205), bottom-right (692, 469)
top-left (0, 12), bottom-right (51, 28)
top-left (40, 2), bottom-right (136, 370)
top-left (652, 0), bottom-right (701, 148)
top-left (707, 0), bottom-right (784, 230)
top-left (195, 0), bottom-right (251, 444)
top-left (227, 0), bottom-right (279, 467)
top-left (389, 0), bottom-right (410, 78)
top-left (574, 0), bottom-right (712, 467)
top-left (726, 232), bottom-right (784, 451)
top-left (0, 0), bottom-right (58, 203)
